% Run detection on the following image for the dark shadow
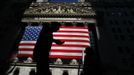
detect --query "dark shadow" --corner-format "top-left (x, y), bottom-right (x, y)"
top-left (0, 1), bottom-right (34, 75)
top-left (62, 70), bottom-right (69, 75)
top-left (76, 23), bottom-right (84, 27)
top-left (86, 0), bottom-right (134, 75)
top-left (64, 22), bottom-right (73, 26)
top-left (83, 47), bottom-right (101, 75)
top-left (33, 22), bottom-right (62, 75)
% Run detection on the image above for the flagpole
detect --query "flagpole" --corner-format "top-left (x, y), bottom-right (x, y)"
top-left (82, 50), bottom-right (85, 65)
top-left (78, 50), bottom-right (85, 75)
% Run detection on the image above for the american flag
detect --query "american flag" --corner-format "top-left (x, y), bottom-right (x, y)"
top-left (18, 25), bottom-right (90, 60)
top-left (18, 26), bottom-right (42, 57)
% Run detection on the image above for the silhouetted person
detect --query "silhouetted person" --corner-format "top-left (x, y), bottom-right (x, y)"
top-left (29, 68), bottom-right (36, 75)
top-left (83, 47), bottom-right (99, 75)
top-left (80, 71), bottom-right (84, 75)
top-left (13, 67), bottom-right (20, 75)
top-left (33, 22), bottom-right (63, 75)
top-left (48, 69), bottom-right (52, 75)
top-left (62, 70), bottom-right (69, 75)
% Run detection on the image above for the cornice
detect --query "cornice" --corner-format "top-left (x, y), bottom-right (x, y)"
top-left (23, 2), bottom-right (96, 17)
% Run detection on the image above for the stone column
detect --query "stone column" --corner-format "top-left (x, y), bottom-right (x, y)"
top-left (36, 0), bottom-right (44, 2)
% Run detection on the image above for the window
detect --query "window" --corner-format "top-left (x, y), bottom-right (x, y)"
top-left (129, 54), bottom-right (134, 67)
top-left (109, 20), bottom-right (114, 24)
top-left (117, 12), bottom-right (122, 16)
top-left (126, 28), bottom-right (131, 33)
top-left (112, 27), bottom-right (116, 33)
top-left (117, 46), bottom-right (123, 54)
top-left (122, 58), bottom-right (128, 66)
top-left (128, 20), bottom-right (133, 25)
top-left (132, 27), bottom-right (134, 32)
top-left (124, 11), bottom-right (128, 16)
top-left (117, 28), bottom-right (122, 33)
top-left (114, 34), bottom-right (119, 40)
top-left (129, 35), bottom-right (134, 40)
top-left (131, 11), bottom-right (134, 16)
top-left (125, 47), bottom-right (130, 54)
top-left (123, 20), bottom-right (127, 25)
top-left (106, 12), bottom-right (110, 16)
top-left (114, 20), bottom-right (119, 25)
top-left (120, 35), bottom-right (125, 41)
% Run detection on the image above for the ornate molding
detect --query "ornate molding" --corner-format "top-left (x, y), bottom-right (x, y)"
top-left (22, 17), bottom-right (96, 23)
top-left (24, 3), bottom-right (95, 17)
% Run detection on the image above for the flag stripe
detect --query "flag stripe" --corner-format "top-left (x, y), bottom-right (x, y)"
top-left (60, 26), bottom-right (88, 29)
top-left (58, 30), bottom-right (89, 33)
top-left (19, 51), bottom-right (33, 54)
top-left (50, 50), bottom-right (83, 53)
top-left (19, 46), bottom-right (85, 50)
top-left (17, 54), bottom-right (82, 59)
top-left (17, 54), bottom-right (33, 57)
top-left (18, 51), bottom-right (82, 56)
top-left (52, 44), bottom-right (90, 47)
top-left (59, 28), bottom-right (88, 31)
top-left (51, 46), bottom-right (85, 50)
top-left (20, 41), bottom-right (90, 45)
top-left (19, 42), bottom-right (90, 46)
top-left (53, 32), bottom-right (89, 36)
top-left (53, 37), bottom-right (89, 41)
top-left (19, 48), bottom-right (33, 51)
top-left (20, 41), bottom-right (36, 44)
top-left (50, 52), bottom-right (82, 56)
top-left (19, 46), bottom-right (35, 49)
top-left (53, 41), bottom-right (90, 44)
top-left (53, 40), bottom-right (90, 42)
top-left (54, 35), bottom-right (89, 39)
top-left (19, 49), bottom-right (84, 52)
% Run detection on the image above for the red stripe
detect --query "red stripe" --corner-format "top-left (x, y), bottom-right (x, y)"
top-left (17, 54), bottom-right (33, 57)
top-left (52, 44), bottom-right (89, 47)
top-left (19, 49), bottom-right (83, 52)
top-left (49, 55), bottom-right (82, 59)
top-left (19, 49), bottom-right (85, 53)
top-left (18, 54), bottom-right (82, 59)
top-left (50, 50), bottom-right (83, 53)
top-left (19, 41), bottom-right (90, 47)
top-left (18, 49), bottom-right (84, 53)
top-left (53, 35), bottom-right (89, 38)
top-left (53, 34), bottom-right (90, 39)
top-left (19, 40), bottom-right (90, 45)
top-left (53, 39), bottom-right (89, 42)
top-left (57, 31), bottom-right (89, 33)
top-left (60, 26), bottom-right (88, 29)
top-left (54, 31), bottom-right (89, 34)
top-left (19, 48), bottom-right (33, 51)
top-left (19, 49), bottom-right (84, 52)
top-left (52, 39), bottom-right (89, 42)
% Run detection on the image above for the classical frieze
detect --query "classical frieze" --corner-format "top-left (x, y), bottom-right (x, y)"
top-left (24, 3), bottom-right (95, 17)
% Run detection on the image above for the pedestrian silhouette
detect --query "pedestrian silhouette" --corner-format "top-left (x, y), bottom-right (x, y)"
top-left (33, 22), bottom-right (63, 75)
